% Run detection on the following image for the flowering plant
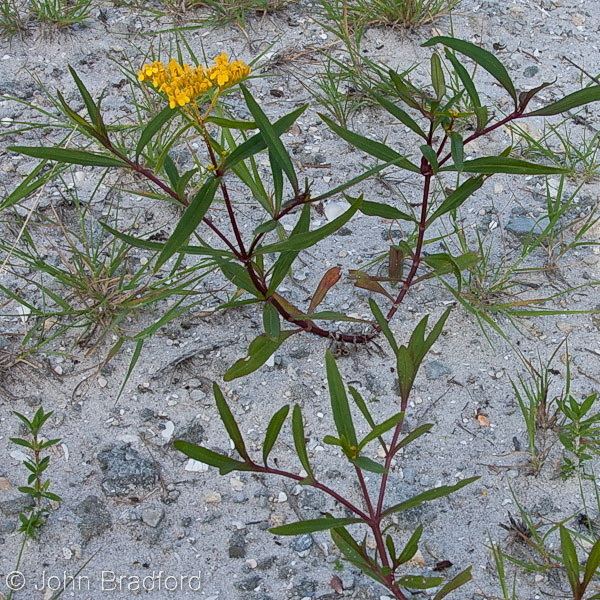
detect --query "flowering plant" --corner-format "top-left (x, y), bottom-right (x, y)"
top-left (7, 39), bottom-right (600, 377)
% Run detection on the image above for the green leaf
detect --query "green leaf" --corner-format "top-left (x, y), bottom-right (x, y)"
top-left (369, 299), bottom-right (398, 353)
top-left (1, 160), bottom-right (68, 211)
top-left (325, 350), bottom-right (357, 448)
top-left (372, 93), bottom-right (426, 139)
top-left (267, 204), bottom-right (311, 294)
top-left (397, 575), bottom-right (444, 590)
top-left (431, 53), bottom-right (446, 100)
top-left (173, 440), bottom-right (252, 475)
top-left (213, 383), bottom-right (248, 460)
top-left (383, 476), bottom-right (479, 517)
top-left (241, 84), bottom-right (299, 193)
top-left (428, 176), bottom-right (485, 223)
top-left (270, 517), bottom-right (361, 536)
top-left (423, 37), bottom-right (517, 104)
top-left (292, 405), bottom-right (314, 480)
top-left (584, 538), bottom-right (600, 589)
top-left (444, 50), bottom-right (481, 109)
top-left (223, 331), bottom-right (294, 381)
top-left (441, 156), bottom-right (569, 175)
top-left (433, 567), bottom-right (473, 599)
top-left (263, 303), bottom-right (281, 338)
top-left (100, 222), bottom-right (230, 258)
top-left (559, 526), bottom-right (581, 593)
top-left (450, 132), bottom-right (464, 169)
top-left (258, 195), bottom-right (363, 255)
top-left (527, 85), bottom-right (600, 117)
top-left (348, 386), bottom-right (377, 430)
top-left (218, 260), bottom-right (262, 297)
top-left (396, 525), bottom-right (423, 565)
top-left (331, 527), bottom-right (385, 584)
top-left (262, 405), bottom-right (290, 465)
top-left (358, 413), bottom-right (404, 451)
top-left (136, 106), bottom-right (176, 159)
top-left (68, 66), bottom-right (106, 136)
top-left (319, 114), bottom-right (420, 173)
top-left (360, 200), bottom-right (415, 222)
top-left (8, 146), bottom-right (125, 168)
top-left (394, 423), bottom-right (433, 452)
top-left (420, 144), bottom-right (439, 173)
top-left (222, 104), bottom-right (308, 171)
top-left (353, 456), bottom-right (386, 474)
top-left (155, 176), bottom-right (219, 269)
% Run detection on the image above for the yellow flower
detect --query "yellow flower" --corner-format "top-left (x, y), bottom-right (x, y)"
top-left (138, 54), bottom-right (251, 109)
top-left (207, 53), bottom-right (251, 91)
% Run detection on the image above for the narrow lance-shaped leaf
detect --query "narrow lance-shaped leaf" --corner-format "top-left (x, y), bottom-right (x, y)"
top-left (358, 413), bottom-right (404, 451)
top-left (267, 204), bottom-right (311, 294)
top-left (262, 405), bottom-right (290, 465)
top-left (431, 53), bottom-right (446, 100)
top-left (397, 575), bottom-right (444, 590)
top-left (360, 200), bottom-right (415, 222)
top-left (270, 517), bottom-right (361, 536)
top-left (396, 525), bottom-right (423, 565)
top-left (241, 84), bottom-right (299, 193)
top-left (292, 405), bottom-right (314, 480)
top-left (423, 37), bottom-right (517, 105)
top-left (583, 537), bottom-right (600, 589)
top-left (372, 93), bottom-right (427, 139)
top-left (174, 440), bottom-right (253, 475)
top-left (136, 106), bottom-right (176, 159)
top-left (559, 526), bottom-right (581, 594)
top-left (427, 176), bottom-right (485, 223)
top-left (433, 567), bottom-right (473, 600)
top-left (8, 146), bottom-right (125, 168)
top-left (331, 527), bottom-right (386, 584)
top-left (383, 476), bottom-right (479, 517)
top-left (308, 267), bottom-right (341, 313)
top-left (213, 383), bottom-right (249, 460)
top-left (444, 50), bottom-right (481, 109)
top-left (325, 350), bottom-right (357, 449)
top-left (262, 302), bottom-right (281, 338)
top-left (527, 85), bottom-right (600, 116)
top-left (450, 132), bottom-right (464, 170)
top-left (155, 176), bottom-right (219, 270)
top-left (258, 195), bottom-right (363, 255)
top-left (68, 66), bottom-right (107, 137)
top-left (369, 299), bottom-right (398, 353)
top-left (319, 114), bottom-right (420, 173)
top-left (441, 156), bottom-right (570, 175)
top-left (223, 330), bottom-right (294, 381)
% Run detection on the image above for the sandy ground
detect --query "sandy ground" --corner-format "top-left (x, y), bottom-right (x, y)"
top-left (0, 1), bottom-right (599, 599)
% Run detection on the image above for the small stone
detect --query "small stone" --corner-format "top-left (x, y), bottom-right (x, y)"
top-left (291, 533), bottom-right (314, 553)
top-left (0, 477), bottom-right (12, 491)
top-left (184, 459), bottom-right (208, 472)
top-left (506, 215), bottom-right (549, 237)
top-left (246, 558), bottom-right (258, 569)
top-left (75, 495), bottom-right (112, 544)
top-left (141, 506), bottom-right (164, 528)
top-left (235, 575), bottom-right (261, 591)
top-left (523, 65), bottom-right (539, 78)
top-left (176, 417), bottom-right (205, 445)
top-left (160, 420), bottom-right (175, 442)
top-left (97, 444), bottom-right (159, 496)
top-left (424, 360), bottom-right (452, 380)
top-left (229, 530), bottom-right (247, 558)
top-left (97, 376), bottom-right (108, 388)
top-left (277, 491), bottom-right (288, 503)
top-left (204, 491), bottom-right (222, 504)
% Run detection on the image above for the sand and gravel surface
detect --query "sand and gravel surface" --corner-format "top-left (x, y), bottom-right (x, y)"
top-left (0, 1), bottom-right (599, 599)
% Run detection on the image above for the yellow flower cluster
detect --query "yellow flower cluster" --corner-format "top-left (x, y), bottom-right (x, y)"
top-left (138, 53), bottom-right (251, 109)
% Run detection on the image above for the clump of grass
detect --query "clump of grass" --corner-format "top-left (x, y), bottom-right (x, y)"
top-left (321, 0), bottom-right (460, 32)
top-left (347, 0), bottom-right (461, 28)
top-left (511, 121), bottom-right (600, 183)
top-left (30, 0), bottom-right (91, 27)
top-left (0, 0), bottom-right (27, 37)
top-left (159, 0), bottom-right (289, 24)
